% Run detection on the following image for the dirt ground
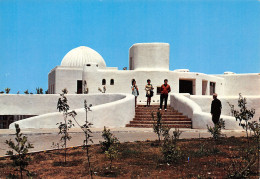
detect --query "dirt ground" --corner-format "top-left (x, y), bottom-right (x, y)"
top-left (0, 137), bottom-right (259, 178)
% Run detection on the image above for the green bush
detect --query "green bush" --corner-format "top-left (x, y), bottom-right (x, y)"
top-left (207, 118), bottom-right (225, 140)
top-left (5, 124), bottom-right (34, 178)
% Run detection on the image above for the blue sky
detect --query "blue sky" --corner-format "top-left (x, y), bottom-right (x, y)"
top-left (0, 0), bottom-right (259, 93)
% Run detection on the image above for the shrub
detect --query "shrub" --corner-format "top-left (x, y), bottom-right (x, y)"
top-left (207, 118), bottom-right (225, 140)
top-left (100, 126), bottom-right (119, 169)
top-left (161, 128), bottom-right (182, 164)
top-left (5, 124), bottom-right (34, 178)
top-left (5, 88), bottom-right (10, 94)
top-left (62, 88), bottom-right (68, 94)
top-left (227, 94), bottom-right (259, 178)
top-left (36, 87), bottom-right (43, 94)
top-left (98, 86), bottom-right (106, 93)
top-left (100, 126), bottom-right (119, 152)
top-left (152, 111), bottom-right (168, 142)
top-left (228, 93), bottom-right (255, 141)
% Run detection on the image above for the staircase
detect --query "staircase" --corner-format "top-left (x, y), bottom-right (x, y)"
top-left (126, 105), bottom-right (192, 128)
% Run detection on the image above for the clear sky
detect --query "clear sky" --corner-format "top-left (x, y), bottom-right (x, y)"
top-left (0, 0), bottom-right (259, 94)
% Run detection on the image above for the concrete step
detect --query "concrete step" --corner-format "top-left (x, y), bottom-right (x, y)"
top-left (126, 124), bottom-right (192, 128)
top-left (135, 110), bottom-right (178, 114)
top-left (126, 105), bottom-right (192, 128)
top-left (135, 115), bottom-right (188, 118)
top-left (130, 121), bottom-right (192, 124)
top-left (132, 118), bottom-right (191, 121)
top-left (135, 111), bottom-right (182, 115)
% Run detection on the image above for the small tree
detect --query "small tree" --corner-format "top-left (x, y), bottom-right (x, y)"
top-left (100, 126), bottom-right (119, 152)
top-left (248, 118), bottom-right (260, 176)
top-left (82, 100), bottom-right (94, 178)
top-left (57, 92), bottom-right (74, 164)
top-left (68, 100), bottom-right (94, 178)
top-left (100, 126), bottom-right (119, 169)
top-left (5, 124), bottom-right (34, 179)
top-left (161, 127), bottom-right (182, 164)
top-left (228, 93), bottom-right (255, 142)
top-left (24, 90), bottom-right (29, 94)
top-left (105, 145), bottom-right (119, 170)
top-left (36, 87), bottom-right (43, 94)
top-left (227, 94), bottom-right (258, 178)
top-left (152, 111), bottom-right (167, 142)
top-left (5, 88), bottom-right (10, 94)
top-left (207, 118), bottom-right (225, 140)
top-left (172, 127), bottom-right (182, 143)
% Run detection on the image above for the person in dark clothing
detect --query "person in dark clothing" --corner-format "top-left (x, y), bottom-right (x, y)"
top-left (210, 93), bottom-right (222, 124)
top-left (160, 79), bottom-right (171, 111)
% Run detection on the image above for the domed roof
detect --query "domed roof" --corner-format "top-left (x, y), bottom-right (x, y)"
top-left (61, 46), bottom-right (106, 68)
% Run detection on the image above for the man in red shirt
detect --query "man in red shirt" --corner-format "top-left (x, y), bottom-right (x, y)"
top-left (160, 79), bottom-right (171, 111)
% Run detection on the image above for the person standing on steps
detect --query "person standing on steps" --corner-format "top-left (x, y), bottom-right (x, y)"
top-left (131, 79), bottom-right (139, 108)
top-left (210, 93), bottom-right (222, 125)
top-left (160, 79), bottom-right (171, 111)
top-left (145, 79), bottom-right (154, 107)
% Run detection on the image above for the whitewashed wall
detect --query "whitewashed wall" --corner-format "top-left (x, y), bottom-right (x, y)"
top-left (83, 68), bottom-right (225, 103)
top-left (8, 94), bottom-right (135, 129)
top-left (129, 43), bottom-right (170, 71)
top-left (48, 66), bottom-right (83, 94)
top-left (0, 94), bottom-right (126, 115)
top-left (217, 73), bottom-right (260, 96)
top-left (170, 93), bottom-right (242, 130)
top-left (190, 95), bottom-right (260, 122)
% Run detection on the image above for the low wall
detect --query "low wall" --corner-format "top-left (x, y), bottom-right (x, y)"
top-left (190, 95), bottom-right (260, 122)
top-left (170, 93), bottom-right (242, 130)
top-left (9, 94), bottom-right (135, 129)
top-left (0, 94), bottom-right (125, 115)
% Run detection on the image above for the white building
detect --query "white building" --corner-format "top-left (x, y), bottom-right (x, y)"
top-left (1, 43), bottom-right (259, 129)
top-left (49, 43), bottom-right (259, 101)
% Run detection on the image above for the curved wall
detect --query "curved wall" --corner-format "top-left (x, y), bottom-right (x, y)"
top-left (170, 93), bottom-right (242, 130)
top-left (0, 94), bottom-right (125, 115)
top-left (190, 95), bottom-right (260, 122)
top-left (9, 93), bottom-right (135, 129)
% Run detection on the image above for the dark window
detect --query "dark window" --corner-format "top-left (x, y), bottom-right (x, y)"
top-left (77, 80), bottom-right (82, 94)
top-left (102, 79), bottom-right (106, 85)
top-left (110, 79), bottom-right (114, 85)
top-left (86, 64), bottom-right (91, 66)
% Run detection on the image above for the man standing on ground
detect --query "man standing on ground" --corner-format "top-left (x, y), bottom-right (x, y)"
top-left (210, 93), bottom-right (222, 124)
top-left (160, 79), bottom-right (171, 111)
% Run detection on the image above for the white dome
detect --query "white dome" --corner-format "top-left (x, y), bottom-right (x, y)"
top-left (61, 46), bottom-right (106, 68)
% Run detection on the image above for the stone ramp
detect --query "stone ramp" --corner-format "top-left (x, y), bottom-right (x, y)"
top-left (126, 105), bottom-right (192, 128)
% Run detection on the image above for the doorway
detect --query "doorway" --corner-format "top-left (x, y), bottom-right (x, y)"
top-left (202, 80), bottom-right (208, 95)
top-left (210, 82), bottom-right (216, 95)
top-left (77, 80), bottom-right (82, 94)
top-left (179, 80), bottom-right (194, 95)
